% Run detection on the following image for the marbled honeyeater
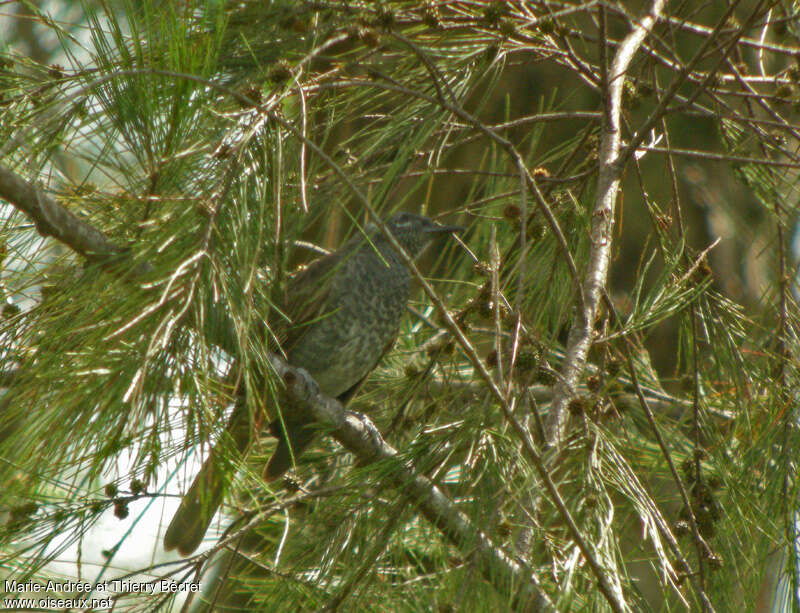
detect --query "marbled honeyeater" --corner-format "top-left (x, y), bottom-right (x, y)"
top-left (164, 212), bottom-right (461, 555)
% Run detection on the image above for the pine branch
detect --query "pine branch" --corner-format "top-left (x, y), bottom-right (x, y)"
top-left (271, 357), bottom-right (556, 612)
top-left (0, 161), bottom-right (554, 610)
top-left (0, 163), bottom-right (123, 262)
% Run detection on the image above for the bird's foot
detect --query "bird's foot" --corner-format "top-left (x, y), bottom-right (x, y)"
top-left (295, 367), bottom-right (320, 398)
top-left (348, 411), bottom-right (386, 454)
top-left (283, 366), bottom-right (320, 401)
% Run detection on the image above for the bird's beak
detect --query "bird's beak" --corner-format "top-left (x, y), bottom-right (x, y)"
top-left (427, 223), bottom-right (464, 234)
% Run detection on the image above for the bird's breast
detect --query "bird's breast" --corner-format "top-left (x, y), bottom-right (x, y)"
top-left (286, 252), bottom-right (411, 398)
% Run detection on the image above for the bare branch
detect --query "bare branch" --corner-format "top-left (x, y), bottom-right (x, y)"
top-left (0, 163), bottom-right (123, 262)
top-left (543, 0), bottom-right (668, 443)
top-left (270, 356), bottom-right (556, 612)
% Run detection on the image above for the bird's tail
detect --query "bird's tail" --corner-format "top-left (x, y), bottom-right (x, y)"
top-left (163, 449), bottom-right (227, 555)
top-left (164, 398), bottom-right (252, 555)
top-left (264, 418), bottom-right (317, 481)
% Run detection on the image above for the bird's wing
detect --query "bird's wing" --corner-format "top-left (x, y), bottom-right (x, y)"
top-left (278, 248), bottom-right (345, 351)
top-left (335, 332), bottom-right (398, 404)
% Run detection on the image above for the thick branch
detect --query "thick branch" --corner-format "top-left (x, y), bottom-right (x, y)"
top-left (0, 163), bottom-right (123, 261)
top-left (543, 0), bottom-right (668, 444)
top-left (270, 355), bottom-right (555, 612)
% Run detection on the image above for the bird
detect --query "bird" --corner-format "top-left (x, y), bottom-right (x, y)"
top-left (163, 211), bottom-right (462, 555)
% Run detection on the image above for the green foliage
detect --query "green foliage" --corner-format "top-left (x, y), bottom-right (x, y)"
top-left (0, 1), bottom-right (799, 611)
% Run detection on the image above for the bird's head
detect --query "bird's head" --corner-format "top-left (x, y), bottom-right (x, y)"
top-left (383, 212), bottom-right (462, 257)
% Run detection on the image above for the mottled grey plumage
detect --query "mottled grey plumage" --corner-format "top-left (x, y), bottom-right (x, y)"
top-left (164, 212), bottom-right (460, 555)
top-left (287, 215), bottom-right (428, 396)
